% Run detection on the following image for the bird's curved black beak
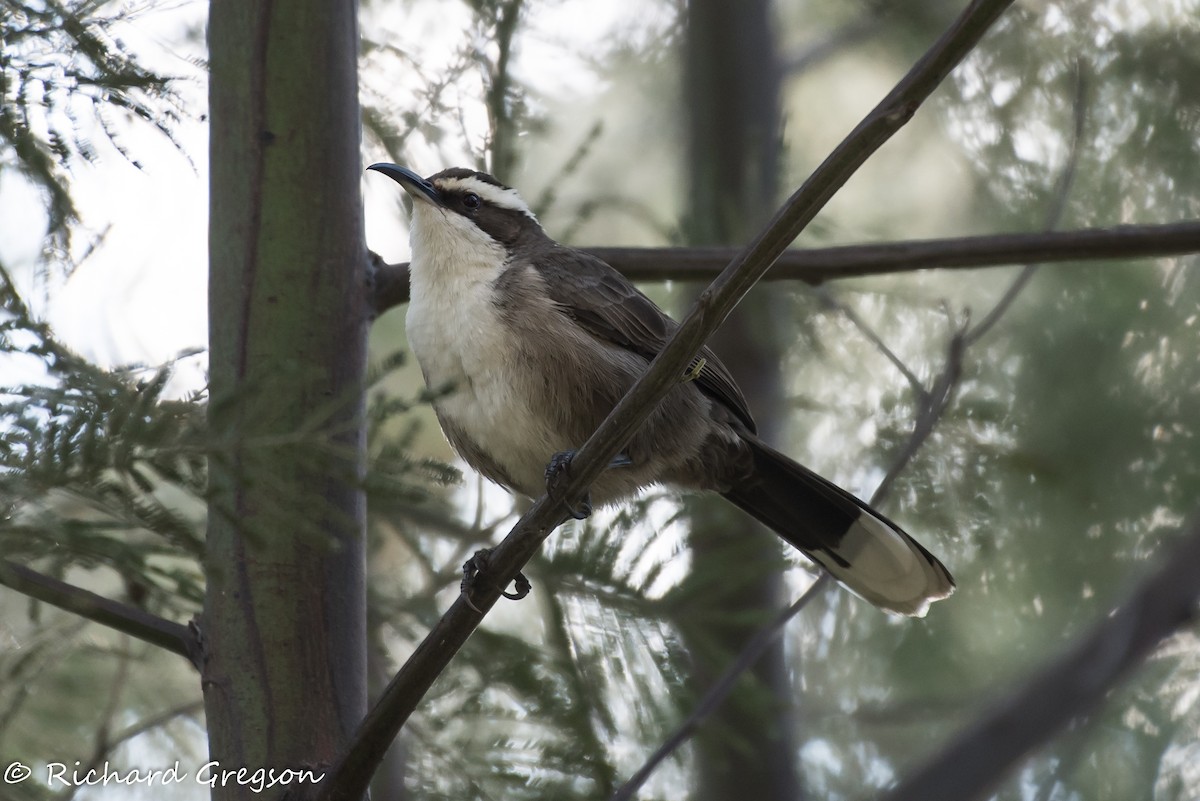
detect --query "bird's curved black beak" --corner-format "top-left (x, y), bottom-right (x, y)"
top-left (367, 163), bottom-right (442, 206)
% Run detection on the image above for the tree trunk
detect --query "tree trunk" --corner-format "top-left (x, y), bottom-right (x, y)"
top-left (203, 3), bottom-right (368, 798)
top-left (677, 0), bottom-right (803, 798)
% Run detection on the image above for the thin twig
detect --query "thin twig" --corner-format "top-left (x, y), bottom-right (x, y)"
top-left (89, 647), bottom-right (134, 781)
top-left (817, 289), bottom-right (929, 401)
top-left (484, 0), bottom-right (524, 177)
top-left (872, 318), bottom-right (967, 505)
top-left (0, 560), bottom-right (195, 662)
top-left (882, 516), bottom-right (1200, 801)
top-left (369, 221), bottom-right (1200, 313)
top-left (609, 575), bottom-right (830, 801)
top-left (965, 63), bottom-right (1089, 346)
top-left (63, 697), bottom-right (205, 801)
top-left (317, 3), bottom-right (1016, 799)
top-left (0, 617), bottom-right (88, 747)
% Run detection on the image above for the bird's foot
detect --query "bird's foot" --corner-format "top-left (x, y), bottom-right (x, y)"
top-left (544, 449), bottom-right (632, 520)
top-left (545, 450), bottom-right (592, 519)
top-left (460, 548), bottom-right (531, 613)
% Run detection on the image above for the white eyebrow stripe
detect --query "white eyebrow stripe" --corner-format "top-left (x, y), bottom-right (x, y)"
top-left (437, 176), bottom-right (537, 220)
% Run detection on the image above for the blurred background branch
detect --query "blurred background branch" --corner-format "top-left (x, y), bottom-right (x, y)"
top-left (370, 221), bottom-right (1200, 313)
top-left (883, 514), bottom-right (1200, 801)
top-left (0, 560), bottom-right (195, 659)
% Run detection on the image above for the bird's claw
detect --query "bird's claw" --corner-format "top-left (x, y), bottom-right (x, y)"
top-left (545, 450), bottom-right (591, 519)
top-left (460, 548), bottom-right (531, 612)
top-left (545, 449), bottom-right (633, 520)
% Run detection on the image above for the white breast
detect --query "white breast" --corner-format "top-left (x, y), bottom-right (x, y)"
top-left (404, 206), bottom-right (566, 495)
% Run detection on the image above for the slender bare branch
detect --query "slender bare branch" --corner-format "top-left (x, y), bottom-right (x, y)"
top-left (370, 221), bottom-right (1200, 313)
top-left (318, 3), bottom-right (1016, 799)
top-left (589, 222), bottom-right (1200, 282)
top-left (66, 699), bottom-right (205, 801)
top-left (0, 560), bottom-right (195, 662)
top-left (817, 288), bottom-right (929, 400)
top-left (0, 617), bottom-right (88, 745)
top-left (111, 699), bottom-right (204, 748)
top-left (965, 62), bottom-right (1089, 345)
top-left (89, 648), bottom-right (134, 781)
top-left (609, 575), bottom-right (831, 801)
top-left (873, 319), bottom-right (967, 504)
top-left (883, 516), bottom-right (1200, 801)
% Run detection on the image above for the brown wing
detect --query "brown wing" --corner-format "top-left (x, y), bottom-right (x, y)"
top-left (532, 247), bottom-right (757, 434)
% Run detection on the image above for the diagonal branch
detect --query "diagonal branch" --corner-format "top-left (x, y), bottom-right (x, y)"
top-left (0, 560), bottom-right (196, 662)
top-left (369, 221), bottom-right (1200, 313)
top-left (319, 2), bottom-right (1016, 799)
top-left (882, 515), bottom-right (1200, 801)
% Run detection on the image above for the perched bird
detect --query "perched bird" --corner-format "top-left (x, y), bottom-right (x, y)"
top-left (368, 164), bottom-right (954, 616)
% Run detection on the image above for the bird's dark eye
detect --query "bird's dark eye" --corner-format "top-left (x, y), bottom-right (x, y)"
top-left (462, 192), bottom-right (481, 210)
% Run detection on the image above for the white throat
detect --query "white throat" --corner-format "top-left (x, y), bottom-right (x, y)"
top-left (407, 203), bottom-right (507, 287)
top-left (405, 201), bottom-right (509, 376)
top-left (403, 200), bottom-right (568, 496)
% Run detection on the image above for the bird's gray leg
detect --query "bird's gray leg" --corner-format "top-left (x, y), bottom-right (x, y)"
top-left (544, 450), bottom-right (632, 520)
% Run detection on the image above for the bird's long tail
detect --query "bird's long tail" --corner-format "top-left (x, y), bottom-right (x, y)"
top-left (721, 435), bottom-right (954, 616)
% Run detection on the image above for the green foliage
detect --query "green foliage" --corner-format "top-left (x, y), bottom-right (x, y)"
top-left (365, 354), bottom-right (463, 515)
top-left (0, 263), bottom-right (466, 796)
top-left (1, 269), bottom-right (462, 605)
top-left (0, 0), bottom-right (188, 246)
top-left (379, 497), bottom-right (691, 801)
top-left (360, 0), bottom-right (538, 174)
top-left (946, 1), bottom-right (1200, 224)
top-left (0, 268), bottom-right (207, 612)
top-left (780, 4), bottom-right (1200, 799)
